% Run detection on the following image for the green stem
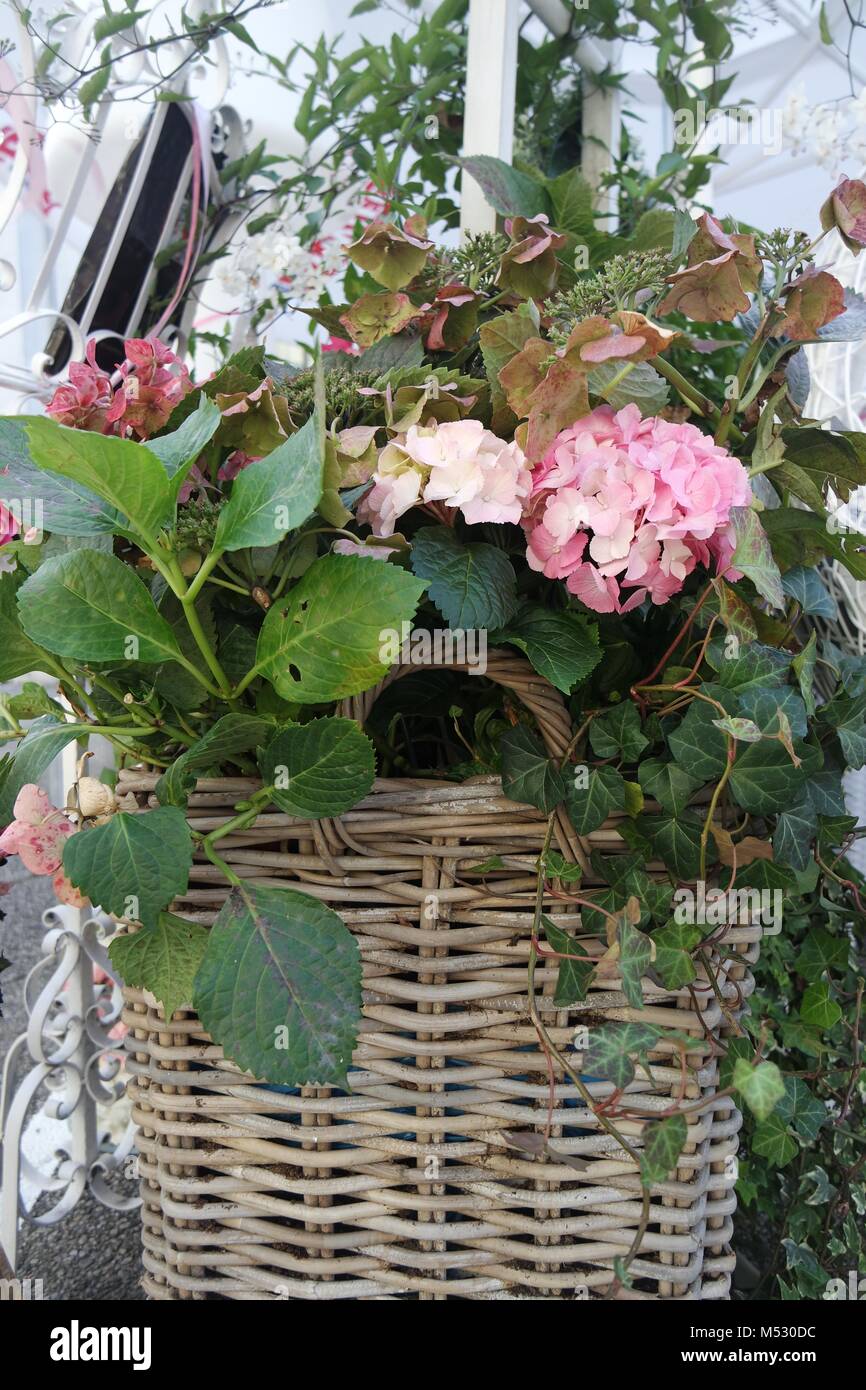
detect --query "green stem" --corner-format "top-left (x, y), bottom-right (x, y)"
top-left (185, 548), bottom-right (224, 605)
top-left (654, 358), bottom-right (745, 445)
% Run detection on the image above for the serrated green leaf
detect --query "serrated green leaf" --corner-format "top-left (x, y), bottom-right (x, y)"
top-left (156, 713), bottom-right (274, 807)
top-left (215, 394), bottom-right (324, 551)
top-left (497, 603), bottom-right (600, 693)
top-left (21, 417), bottom-right (172, 541)
top-left (259, 717), bottom-right (375, 818)
top-left (146, 396), bottom-right (221, 504)
top-left (108, 913), bottom-right (208, 1020)
top-left (255, 553), bottom-right (425, 702)
top-left (410, 526), bottom-right (517, 629)
top-left (17, 550), bottom-right (182, 665)
top-left (63, 807), bottom-right (192, 928)
top-left (0, 716), bottom-right (84, 823)
top-left (0, 572), bottom-right (58, 682)
top-left (193, 884), bottom-right (362, 1088)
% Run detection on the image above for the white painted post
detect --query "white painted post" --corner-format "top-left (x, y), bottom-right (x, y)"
top-left (460, 0), bottom-right (521, 238)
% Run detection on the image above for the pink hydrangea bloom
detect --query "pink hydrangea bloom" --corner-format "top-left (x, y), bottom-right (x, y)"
top-left (106, 337), bottom-right (191, 439)
top-left (0, 785), bottom-right (86, 906)
top-left (46, 337), bottom-right (191, 442)
top-left (523, 404), bottom-right (751, 614)
top-left (359, 419), bottom-right (531, 536)
top-left (45, 341), bottom-right (113, 432)
top-left (0, 784), bottom-right (72, 875)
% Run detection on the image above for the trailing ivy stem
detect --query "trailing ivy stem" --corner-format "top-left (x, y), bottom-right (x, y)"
top-left (527, 814), bottom-right (643, 1168)
top-left (700, 736), bottom-right (735, 881)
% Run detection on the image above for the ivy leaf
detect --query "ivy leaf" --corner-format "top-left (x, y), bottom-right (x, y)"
top-left (500, 725), bottom-right (566, 812)
top-left (108, 913), bottom-right (208, 1020)
top-left (541, 915), bottom-right (593, 1005)
top-left (729, 506), bottom-right (784, 609)
top-left (21, 416), bottom-right (172, 540)
top-left (579, 1021), bottom-right (660, 1089)
top-left (781, 565), bottom-right (837, 619)
top-left (410, 526), bottom-right (517, 629)
top-left (156, 713), bottom-right (274, 807)
top-left (641, 812), bottom-right (706, 880)
top-left (259, 717), bottom-right (375, 818)
top-left (732, 1057), bottom-right (786, 1120)
top-left (589, 701), bottom-right (648, 762)
top-left (737, 686), bottom-right (807, 738)
top-left (800, 980), bottom-right (842, 1029)
top-left (708, 640), bottom-right (791, 692)
top-left (668, 694), bottom-right (732, 780)
top-left (215, 398), bottom-right (324, 551)
top-left (652, 921), bottom-right (700, 989)
top-left (193, 884), bottom-right (362, 1088)
top-left (496, 604), bottom-right (600, 693)
top-left (565, 765), bottom-right (625, 835)
top-left (0, 716), bottom-right (83, 823)
top-left (822, 690), bottom-right (866, 769)
top-left (618, 918), bottom-right (652, 1009)
top-left (637, 757), bottom-right (702, 814)
top-left (255, 553), bottom-right (425, 702)
top-left (17, 550), bottom-right (182, 665)
top-left (63, 807), bottom-right (193, 929)
top-left (777, 1075), bottom-right (827, 1143)
top-left (752, 1111), bottom-right (799, 1166)
top-left (641, 1113), bottom-right (688, 1186)
top-left (729, 739), bottom-right (807, 813)
top-left (795, 928), bottom-right (848, 981)
top-left (773, 794), bottom-right (817, 871)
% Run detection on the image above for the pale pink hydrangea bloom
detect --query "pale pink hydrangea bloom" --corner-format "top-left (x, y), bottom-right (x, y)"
top-left (0, 784), bottom-right (85, 906)
top-left (524, 404), bottom-right (751, 614)
top-left (359, 419), bottom-right (531, 536)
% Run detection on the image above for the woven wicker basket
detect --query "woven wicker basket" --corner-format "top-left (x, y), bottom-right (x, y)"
top-left (120, 652), bottom-right (757, 1300)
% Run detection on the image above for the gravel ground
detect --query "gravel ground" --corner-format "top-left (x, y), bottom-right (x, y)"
top-left (1, 859), bottom-right (144, 1301)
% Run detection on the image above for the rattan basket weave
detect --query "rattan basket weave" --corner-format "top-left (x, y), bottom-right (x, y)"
top-left (120, 652), bottom-right (756, 1300)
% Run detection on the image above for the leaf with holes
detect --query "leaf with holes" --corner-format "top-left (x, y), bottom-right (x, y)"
top-left (109, 913), bottom-right (208, 1020)
top-left (259, 717), bottom-right (375, 818)
top-left (255, 553), bottom-right (426, 702)
top-left (63, 807), bottom-right (192, 928)
top-left (193, 884), bottom-right (362, 1088)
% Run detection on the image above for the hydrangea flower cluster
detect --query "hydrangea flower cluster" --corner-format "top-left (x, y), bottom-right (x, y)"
top-left (523, 404), bottom-right (752, 614)
top-left (46, 336), bottom-right (191, 441)
top-left (359, 418), bottom-right (531, 536)
top-left (0, 785), bottom-right (85, 907)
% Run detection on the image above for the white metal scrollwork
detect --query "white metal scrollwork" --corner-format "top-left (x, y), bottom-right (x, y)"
top-left (0, 905), bottom-right (138, 1271)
